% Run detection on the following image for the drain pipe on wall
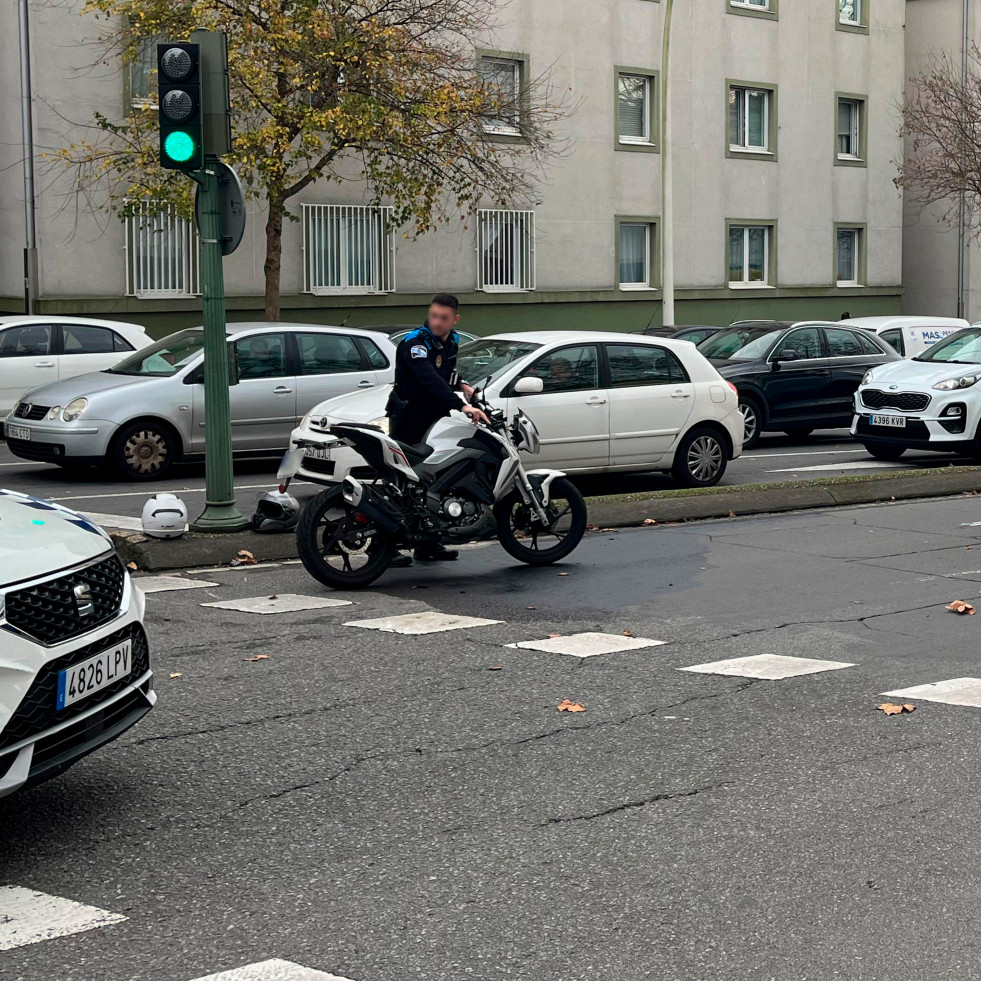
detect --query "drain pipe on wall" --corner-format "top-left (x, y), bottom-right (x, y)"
top-left (17, 0), bottom-right (38, 315)
top-left (660, 0), bottom-right (675, 328)
top-left (957, 0), bottom-right (969, 321)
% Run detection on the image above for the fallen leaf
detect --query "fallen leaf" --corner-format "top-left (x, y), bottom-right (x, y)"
top-left (488, 665), bottom-right (503, 671)
top-left (244, 654), bottom-right (270, 662)
top-left (587, 524), bottom-right (600, 532)
top-left (231, 549), bottom-right (258, 567)
top-left (877, 702), bottom-right (916, 715)
top-left (557, 699), bottom-right (586, 713)
top-left (642, 518), bottom-right (658, 526)
top-left (946, 600), bottom-right (976, 615)
top-left (126, 561), bottom-right (138, 571)
top-left (967, 545), bottom-right (973, 550)
top-left (169, 672), bottom-right (183, 679)
top-left (623, 630), bottom-right (634, 637)
top-left (557, 572), bottom-right (569, 576)
top-left (269, 594), bottom-right (278, 600)
top-left (527, 606), bottom-right (536, 610)
top-left (549, 633), bottom-right (561, 638)
top-left (728, 510), bottom-right (736, 519)
top-left (600, 527), bottom-right (618, 532)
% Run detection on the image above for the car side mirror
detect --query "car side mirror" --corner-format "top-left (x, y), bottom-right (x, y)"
top-left (513, 376), bottom-right (544, 395)
top-left (775, 349), bottom-right (800, 362)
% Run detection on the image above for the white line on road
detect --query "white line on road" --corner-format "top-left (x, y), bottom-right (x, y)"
top-left (0, 887), bottom-right (126, 951)
top-left (0, 461), bottom-right (55, 468)
top-left (742, 449), bottom-right (868, 459)
top-left (81, 511), bottom-right (144, 531)
top-left (190, 960), bottom-right (354, 981)
top-left (766, 461), bottom-right (913, 473)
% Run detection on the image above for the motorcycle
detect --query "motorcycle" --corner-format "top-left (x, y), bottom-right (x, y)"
top-left (293, 393), bottom-right (587, 589)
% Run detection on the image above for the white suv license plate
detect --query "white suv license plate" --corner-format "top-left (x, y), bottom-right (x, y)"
top-left (7, 425), bottom-right (30, 440)
top-left (870, 414), bottom-right (906, 428)
top-left (56, 639), bottom-right (133, 710)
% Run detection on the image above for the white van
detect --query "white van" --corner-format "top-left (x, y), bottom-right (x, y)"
top-left (840, 316), bottom-right (969, 358)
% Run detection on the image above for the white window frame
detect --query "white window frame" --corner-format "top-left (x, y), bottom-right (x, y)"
top-left (839, 0), bottom-right (861, 24)
top-left (480, 57), bottom-right (522, 137)
top-left (728, 225), bottom-right (771, 288)
top-left (618, 223), bottom-right (654, 290)
top-left (730, 0), bottom-right (769, 9)
top-left (124, 202), bottom-right (200, 299)
top-left (618, 73), bottom-right (651, 146)
top-left (836, 227), bottom-right (861, 286)
top-left (837, 99), bottom-right (861, 159)
top-left (729, 87), bottom-right (771, 153)
top-left (301, 204), bottom-right (396, 296)
top-left (477, 209), bottom-right (536, 292)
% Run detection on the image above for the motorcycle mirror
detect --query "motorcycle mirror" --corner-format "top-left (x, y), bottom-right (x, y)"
top-left (513, 375), bottom-right (544, 395)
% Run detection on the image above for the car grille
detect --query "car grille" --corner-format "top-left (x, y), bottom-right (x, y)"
top-left (861, 390), bottom-right (931, 412)
top-left (14, 403), bottom-right (50, 421)
top-left (0, 622), bottom-right (150, 752)
top-left (5, 554), bottom-right (126, 645)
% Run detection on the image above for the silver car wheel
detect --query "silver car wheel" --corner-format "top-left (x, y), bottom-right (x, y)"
top-left (739, 401), bottom-right (759, 443)
top-left (687, 435), bottom-right (724, 483)
top-left (123, 429), bottom-right (169, 475)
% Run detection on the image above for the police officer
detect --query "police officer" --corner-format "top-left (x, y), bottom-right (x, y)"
top-left (387, 293), bottom-right (488, 564)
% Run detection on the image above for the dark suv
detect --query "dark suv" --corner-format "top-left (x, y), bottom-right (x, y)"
top-left (698, 321), bottom-right (900, 448)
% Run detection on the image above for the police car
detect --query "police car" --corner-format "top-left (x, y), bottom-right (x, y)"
top-left (0, 490), bottom-right (154, 797)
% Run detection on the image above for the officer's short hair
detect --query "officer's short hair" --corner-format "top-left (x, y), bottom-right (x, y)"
top-left (431, 293), bottom-right (460, 312)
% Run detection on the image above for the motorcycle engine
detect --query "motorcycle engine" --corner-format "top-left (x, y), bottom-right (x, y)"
top-left (440, 495), bottom-right (481, 527)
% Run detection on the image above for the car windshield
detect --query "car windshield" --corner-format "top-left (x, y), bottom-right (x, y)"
top-left (109, 330), bottom-right (204, 376)
top-left (457, 339), bottom-right (542, 387)
top-left (915, 328), bottom-right (981, 365)
top-left (698, 326), bottom-right (785, 360)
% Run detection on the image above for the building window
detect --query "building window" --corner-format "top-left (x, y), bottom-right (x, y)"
top-left (617, 220), bottom-right (658, 290)
top-left (728, 224), bottom-right (772, 287)
top-left (836, 226), bottom-right (863, 285)
top-left (616, 71), bottom-right (658, 149)
top-left (477, 209), bottom-right (536, 291)
top-left (302, 204), bottom-right (395, 295)
top-left (728, 84), bottom-right (776, 158)
top-left (729, 0), bottom-right (777, 16)
top-left (479, 56), bottom-right (523, 137)
top-left (835, 95), bottom-right (867, 165)
top-left (128, 36), bottom-right (159, 109)
top-left (837, 0), bottom-right (868, 32)
top-left (124, 202), bottom-right (200, 298)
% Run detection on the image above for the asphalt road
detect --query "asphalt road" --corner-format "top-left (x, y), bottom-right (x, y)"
top-left (5, 496), bottom-right (981, 979)
top-left (0, 429), bottom-right (975, 527)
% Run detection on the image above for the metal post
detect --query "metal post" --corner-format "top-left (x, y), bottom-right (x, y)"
top-left (957, 0), bottom-right (970, 321)
top-left (190, 157), bottom-right (248, 532)
top-left (660, 0), bottom-right (675, 327)
top-left (17, 0), bottom-right (38, 315)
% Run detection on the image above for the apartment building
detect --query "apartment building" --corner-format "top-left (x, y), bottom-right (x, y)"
top-left (0, 0), bottom-right (906, 334)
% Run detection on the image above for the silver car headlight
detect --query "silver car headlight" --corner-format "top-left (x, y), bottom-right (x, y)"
top-left (62, 398), bottom-right (88, 422)
top-left (47, 405), bottom-right (62, 420)
top-left (934, 375), bottom-right (981, 391)
top-left (862, 370), bottom-right (875, 385)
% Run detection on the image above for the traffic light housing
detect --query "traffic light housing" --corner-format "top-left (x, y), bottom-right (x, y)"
top-left (158, 43), bottom-right (202, 170)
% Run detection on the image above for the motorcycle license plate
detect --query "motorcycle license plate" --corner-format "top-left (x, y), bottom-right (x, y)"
top-left (869, 414), bottom-right (905, 428)
top-left (305, 446), bottom-right (331, 460)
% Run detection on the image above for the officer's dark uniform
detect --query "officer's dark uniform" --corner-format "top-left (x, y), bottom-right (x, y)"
top-left (388, 325), bottom-right (466, 445)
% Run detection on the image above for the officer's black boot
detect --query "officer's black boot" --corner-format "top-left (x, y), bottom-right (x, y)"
top-left (390, 552), bottom-right (413, 568)
top-left (414, 544), bottom-right (459, 561)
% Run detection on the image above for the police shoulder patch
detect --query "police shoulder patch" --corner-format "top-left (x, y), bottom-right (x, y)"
top-left (410, 344), bottom-right (428, 359)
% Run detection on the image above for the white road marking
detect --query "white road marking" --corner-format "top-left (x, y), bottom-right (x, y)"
top-left (743, 449), bottom-right (868, 460)
top-left (507, 632), bottom-right (666, 658)
top-left (202, 594), bottom-right (352, 614)
top-left (881, 678), bottom-right (981, 707)
top-left (49, 482), bottom-right (275, 503)
top-left (765, 461), bottom-right (911, 473)
top-left (183, 560), bottom-right (303, 574)
top-left (961, 521), bottom-right (981, 527)
top-left (79, 511), bottom-right (144, 531)
top-left (345, 611), bottom-right (501, 634)
top-left (0, 461), bottom-right (55, 468)
top-left (0, 887), bottom-right (126, 951)
top-left (680, 654), bottom-right (855, 680)
top-left (135, 576), bottom-right (220, 593)
top-left (189, 960), bottom-right (354, 981)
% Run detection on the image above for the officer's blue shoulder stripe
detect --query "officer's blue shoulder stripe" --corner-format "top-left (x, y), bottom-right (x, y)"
top-left (403, 328), bottom-right (430, 345)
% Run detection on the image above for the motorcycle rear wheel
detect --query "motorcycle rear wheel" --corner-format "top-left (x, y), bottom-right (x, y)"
top-left (495, 477), bottom-right (587, 565)
top-left (297, 486), bottom-right (396, 589)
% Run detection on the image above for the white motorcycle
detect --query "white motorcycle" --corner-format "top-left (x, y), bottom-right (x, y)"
top-left (294, 393), bottom-right (587, 589)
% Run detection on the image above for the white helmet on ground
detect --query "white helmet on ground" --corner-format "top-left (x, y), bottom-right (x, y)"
top-left (252, 490), bottom-right (299, 533)
top-left (141, 493), bottom-right (188, 539)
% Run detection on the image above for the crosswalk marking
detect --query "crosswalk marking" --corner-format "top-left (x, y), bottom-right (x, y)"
top-left (201, 594), bottom-right (353, 614)
top-left (679, 654), bottom-right (855, 680)
top-left (136, 576), bottom-right (220, 594)
top-left (507, 632), bottom-right (666, 658)
top-left (0, 887), bottom-right (126, 951)
top-left (881, 678), bottom-right (981, 707)
top-left (344, 611), bottom-right (501, 634)
top-left (190, 960), bottom-right (354, 981)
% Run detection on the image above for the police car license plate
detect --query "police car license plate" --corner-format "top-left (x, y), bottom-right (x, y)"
top-left (56, 639), bottom-right (132, 710)
top-left (869, 414), bottom-right (905, 428)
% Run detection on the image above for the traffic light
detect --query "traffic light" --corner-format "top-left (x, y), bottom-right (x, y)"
top-left (158, 43), bottom-right (202, 170)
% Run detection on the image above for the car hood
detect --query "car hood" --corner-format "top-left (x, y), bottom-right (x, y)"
top-left (14, 370), bottom-right (166, 409)
top-left (0, 490), bottom-right (114, 587)
top-left (306, 384), bottom-right (394, 424)
top-left (864, 359), bottom-right (981, 389)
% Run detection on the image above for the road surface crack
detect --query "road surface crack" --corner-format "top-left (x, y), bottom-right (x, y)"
top-left (541, 782), bottom-right (726, 825)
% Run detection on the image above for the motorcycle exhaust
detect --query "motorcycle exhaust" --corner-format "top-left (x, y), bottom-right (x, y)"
top-left (341, 477), bottom-right (401, 534)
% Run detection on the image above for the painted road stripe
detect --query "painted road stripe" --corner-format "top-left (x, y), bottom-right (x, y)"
top-left (743, 449), bottom-right (867, 460)
top-left (680, 654), bottom-right (855, 680)
top-left (80, 511), bottom-right (144, 531)
top-left (882, 678), bottom-right (981, 708)
top-left (766, 461), bottom-right (912, 474)
top-left (135, 576), bottom-right (220, 594)
top-left (0, 887), bottom-right (126, 951)
top-left (190, 960), bottom-right (354, 981)
top-left (508, 632), bottom-right (666, 658)
top-left (345, 612), bottom-right (501, 634)
top-left (202, 594), bottom-right (353, 614)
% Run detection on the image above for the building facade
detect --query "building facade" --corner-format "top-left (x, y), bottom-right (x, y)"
top-left (0, 0), bottom-right (907, 335)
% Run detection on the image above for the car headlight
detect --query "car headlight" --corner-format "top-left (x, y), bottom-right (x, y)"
top-left (62, 398), bottom-right (88, 422)
top-left (862, 370), bottom-right (875, 385)
top-left (934, 375), bottom-right (981, 391)
top-left (47, 405), bottom-right (62, 420)
top-left (367, 416), bottom-right (390, 433)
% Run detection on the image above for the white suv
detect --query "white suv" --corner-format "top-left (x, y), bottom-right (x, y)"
top-left (0, 490), bottom-right (154, 797)
top-left (853, 327), bottom-right (981, 460)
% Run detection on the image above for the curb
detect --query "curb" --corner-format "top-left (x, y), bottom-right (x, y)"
top-left (110, 467), bottom-right (981, 571)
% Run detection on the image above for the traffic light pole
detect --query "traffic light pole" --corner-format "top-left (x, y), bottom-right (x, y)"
top-left (190, 156), bottom-right (248, 532)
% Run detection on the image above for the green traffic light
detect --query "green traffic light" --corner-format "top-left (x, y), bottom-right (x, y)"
top-left (164, 130), bottom-right (197, 163)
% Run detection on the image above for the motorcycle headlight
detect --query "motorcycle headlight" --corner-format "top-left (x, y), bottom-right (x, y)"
top-left (62, 398), bottom-right (88, 422)
top-left (862, 370), bottom-right (875, 385)
top-left (934, 375), bottom-right (981, 391)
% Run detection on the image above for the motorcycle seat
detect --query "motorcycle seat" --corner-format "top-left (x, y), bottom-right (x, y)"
top-left (396, 440), bottom-right (433, 464)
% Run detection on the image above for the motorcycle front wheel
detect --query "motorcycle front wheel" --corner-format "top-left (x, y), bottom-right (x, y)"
top-left (297, 486), bottom-right (396, 590)
top-left (494, 477), bottom-right (587, 565)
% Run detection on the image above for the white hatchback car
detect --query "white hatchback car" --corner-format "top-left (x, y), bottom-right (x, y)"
top-left (0, 489), bottom-right (154, 797)
top-left (0, 316), bottom-right (151, 416)
top-left (280, 331), bottom-right (744, 488)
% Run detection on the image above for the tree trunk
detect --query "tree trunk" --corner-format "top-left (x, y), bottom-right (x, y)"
top-left (263, 194), bottom-right (285, 321)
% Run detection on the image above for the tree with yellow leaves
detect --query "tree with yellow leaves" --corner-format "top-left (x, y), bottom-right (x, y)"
top-left (59, 0), bottom-right (569, 318)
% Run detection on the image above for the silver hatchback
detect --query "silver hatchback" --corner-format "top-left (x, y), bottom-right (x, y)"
top-left (2, 323), bottom-right (396, 480)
